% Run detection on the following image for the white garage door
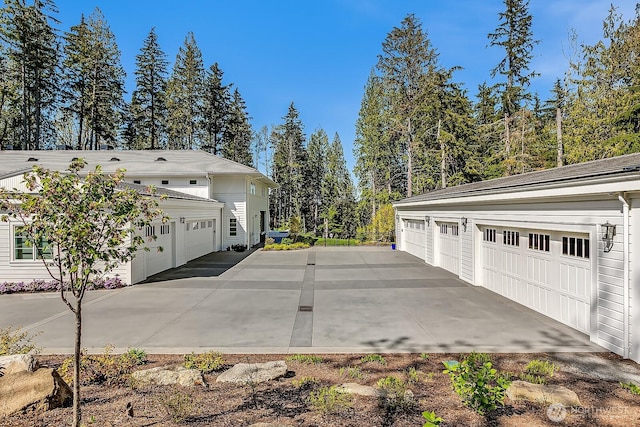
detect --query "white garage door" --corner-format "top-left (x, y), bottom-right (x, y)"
top-left (481, 227), bottom-right (591, 333)
top-left (402, 219), bottom-right (425, 260)
top-left (186, 219), bottom-right (215, 262)
top-left (438, 222), bottom-right (460, 275)
top-left (146, 222), bottom-right (174, 277)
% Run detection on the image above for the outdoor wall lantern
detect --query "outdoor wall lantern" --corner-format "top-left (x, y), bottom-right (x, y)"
top-left (424, 215), bottom-right (430, 226)
top-left (601, 221), bottom-right (616, 253)
top-left (461, 217), bottom-right (468, 231)
top-left (179, 217), bottom-right (185, 224)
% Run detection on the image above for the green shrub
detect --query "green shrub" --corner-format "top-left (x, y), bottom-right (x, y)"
top-left (308, 385), bottom-right (353, 415)
top-left (420, 353), bottom-right (430, 360)
top-left (286, 354), bottom-right (324, 364)
top-left (183, 351), bottom-right (225, 373)
top-left (155, 388), bottom-right (195, 423)
top-left (58, 345), bottom-right (138, 386)
top-left (263, 242), bottom-right (310, 251)
top-left (442, 352), bottom-right (511, 415)
top-left (123, 348), bottom-right (148, 365)
top-left (422, 410), bottom-right (444, 426)
top-left (620, 381), bottom-right (640, 395)
top-left (292, 376), bottom-right (320, 389)
top-left (407, 366), bottom-right (420, 384)
top-left (0, 325), bottom-right (40, 355)
top-left (339, 366), bottom-right (365, 380)
top-left (377, 375), bottom-right (415, 411)
top-left (281, 237), bottom-right (294, 245)
top-left (519, 359), bottom-right (558, 384)
top-left (360, 354), bottom-right (386, 365)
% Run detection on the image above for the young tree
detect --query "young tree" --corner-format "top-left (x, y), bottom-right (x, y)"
top-left (0, 159), bottom-right (165, 427)
top-left (166, 32), bottom-right (204, 149)
top-left (488, 0), bottom-right (539, 174)
top-left (132, 27), bottom-right (168, 149)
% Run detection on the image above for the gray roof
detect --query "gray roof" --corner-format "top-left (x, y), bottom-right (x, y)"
top-left (395, 152), bottom-right (640, 205)
top-left (0, 149), bottom-right (277, 187)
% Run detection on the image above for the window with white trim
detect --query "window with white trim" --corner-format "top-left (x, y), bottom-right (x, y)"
top-left (503, 230), bottom-right (520, 246)
top-left (191, 221), bottom-right (199, 231)
top-left (451, 225), bottom-right (459, 236)
top-left (208, 220), bottom-right (213, 228)
top-left (145, 225), bottom-right (156, 237)
top-left (200, 221), bottom-right (206, 229)
top-left (229, 218), bottom-right (237, 236)
top-left (483, 228), bottom-right (496, 243)
top-left (13, 227), bottom-right (52, 260)
top-left (250, 183), bottom-right (256, 195)
top-left (160, 224), bottom-right (170, 235)
top-left (439, 224), bottom-right (448, 234)
top-left (161, 180), bottom-right (169, 185)
top-left (528, 233), bottom-right (550, 252)
top-left (562, 236), bottom-right (589, 259)
top-left (189, 179), bottom-right (197, 185)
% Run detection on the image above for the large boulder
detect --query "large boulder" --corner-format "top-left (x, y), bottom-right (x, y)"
top-left (216, 361), bottom-right (287, 384)
top-left (131, 366), bottom-right (207, 388)
top-left (506, 380), bottom-right (581, 407)
top-left (0, 354), bottom-right (38, 375)
top-left (0, 368), bottom-right (72, 417)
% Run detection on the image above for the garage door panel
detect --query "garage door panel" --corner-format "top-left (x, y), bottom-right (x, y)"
top-left (439, 222), bottom-right (459, 275)
top-left (402, 220), bottom-right (425, 260)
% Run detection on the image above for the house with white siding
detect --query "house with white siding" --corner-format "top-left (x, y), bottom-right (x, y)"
top-left (0, 150), bottom-right (277, 284)
top-left (393, 153), bottom-right (640, 363)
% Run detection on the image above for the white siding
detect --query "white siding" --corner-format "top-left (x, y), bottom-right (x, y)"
top-left (125, 176), bottom-right (209, 199)
top-left (212, 176), bottom-right (248, 249)
top-left (460, 220), bottom-right (473, 283)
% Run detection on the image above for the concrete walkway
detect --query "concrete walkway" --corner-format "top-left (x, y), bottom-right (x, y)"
top-left (0, 247), bottom-right (605, 355)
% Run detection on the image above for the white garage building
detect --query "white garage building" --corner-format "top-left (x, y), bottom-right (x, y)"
top-left (393, 153), bottom-right (640, 363)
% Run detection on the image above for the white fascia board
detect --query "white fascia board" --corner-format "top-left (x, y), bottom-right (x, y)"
top-left (159, 198), bottom-right (224, 210)
top-left (394, 175), bottom-right (640, 208)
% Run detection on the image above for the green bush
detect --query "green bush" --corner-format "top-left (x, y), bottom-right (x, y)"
top-left (0, 325), bottom-right (40, 355)
top-left (377, 375), bottom-right (415, 411)
top-left (308, 385), bottom-right (353, 415)
top-left (123, 348), bottom-right (148, 365)
top-left (422, 410), bottom-right (444, 426)
top-left (292, 376), bottom-right (320, 389)
top-left (286, 354), bottom-right (324, 364)
top-left (620, 381), bottom-right (640, 395)
top-left (339, 366), bottom-right (365, 380)
top-left (281, 237), bottom-right (294, 245)
top-left (155, 388), bottom-right (195, 423)
top-left (183, 351), bottom-right (225, 373)
top-left (58, 345), bottom-right (139, 386)
top-left (520, 359), bottom-right (558, 384)
top-left (263, 242), bottom-right (310, 251)
top-left (360, 353), bottom-right (386, 365)
top-left (442, 353), bottom-right (511, 415)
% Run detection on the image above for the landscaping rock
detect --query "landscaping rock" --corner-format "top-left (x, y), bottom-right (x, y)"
top-left (336, 383), bottom-right (381, 397)
top-left (0, 368), bottom-right (72, 417)
top-left (216, 361), bottom-right (287, 384)
top-left (131, 366), bottom-right (207, 388)
top-left (506, 380), bottom-right (581, 407)
top-left (0, 354), bottom-right (38, 375)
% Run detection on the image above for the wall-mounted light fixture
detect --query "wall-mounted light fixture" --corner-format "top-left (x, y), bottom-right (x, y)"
top-left (424, 215), bottom-right (430, 226)
top-left (179, 217), bottom-right (185, 224)
top-left (601, 221), bottom-right (616, 253)
top-left (461, 217), bottom-right (468, 232)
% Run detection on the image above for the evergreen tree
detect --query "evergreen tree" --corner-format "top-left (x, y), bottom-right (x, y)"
top-left (488, 0), bottom-right (539, 174)
top-left (166, 32), bottom-right (204, 149)
top-left (306, 128), bottom-right (329, 233)
top-left (61, 8), bottom-right (125, 149)
top-left (252, 124), bottom-right (270, 174)
top-left (0, 43), bottom-right (20, 148)
top-left (202, 62), bottom-right (230, 154)
top-left (322, 133), bottom-right (357, 238)
top-left (473, 82), bottom-right (503, 178)
top-left (132, 27), bottom-right (167, 149)
top-left (222, 88), bottom-right (253, 166)
top-left (0, 0), bottom-right (59, 150)
top-left (269, 102), bottom-right (306, 228)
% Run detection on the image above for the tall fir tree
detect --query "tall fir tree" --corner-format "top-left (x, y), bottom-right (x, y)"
top-left (488, 0), bottom-right (539, 174)
top-left (202, 62), bottom-right (230, 154)
top-left (305, 128), bottom-right (329, 233)
top-left (166, 32), bottom-right (204, 149)
top-left (322, 133), bottom-right (357, 238)
top-left (222, 88), bottom-right (253, 166)
top-left (131, 27), bottom-right (168, 149)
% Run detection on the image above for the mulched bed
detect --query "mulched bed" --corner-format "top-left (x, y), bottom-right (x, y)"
top-left (3, 352), bottom-right (640, 426)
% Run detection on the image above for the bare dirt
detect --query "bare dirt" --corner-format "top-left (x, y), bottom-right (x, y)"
top-left (3, 352), bottom-right (640, 427)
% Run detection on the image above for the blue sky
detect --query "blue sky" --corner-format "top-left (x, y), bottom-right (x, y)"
top-left (50, 0), bottom-right (636, 174)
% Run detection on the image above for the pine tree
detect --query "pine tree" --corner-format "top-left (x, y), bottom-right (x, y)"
top-left (202, 62), bottom-right (230, 154)
top-left (306, 128), bottom-right (329, 233)
top-left (61, 8), bottom-right (125, 149)
top-left (488, 0), bottom-right (539, 174)
top-left (132, 27), bottom-right (168, 149)
top-left (0, 0), bottom-right (60, 150)
top-left (322, 133), bottom-right (357, 238)
top-left (166, 32), bottom-right (204, 149)
top-left (222, 88), bottom-right (253, 166)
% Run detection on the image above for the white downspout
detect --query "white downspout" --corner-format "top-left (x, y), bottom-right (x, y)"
top-left (618, 192), bottom-right (630, 359)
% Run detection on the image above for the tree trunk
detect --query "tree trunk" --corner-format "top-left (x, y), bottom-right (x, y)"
top-left (556, 106), bottom-right (563, 167)
top-left (72, 301), bottom-right (82, 427)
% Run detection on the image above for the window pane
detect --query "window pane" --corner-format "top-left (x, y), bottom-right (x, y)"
top-left (562, 237), bottom-right (568, 255)
top-left (585, 239), bottom-right (590, 259)
top-left (14, 230), bottom-right (33, 260)
top-left (544, 235), bottom-right (550, 251)
top-left (569, 237), bottom-right (576, 256)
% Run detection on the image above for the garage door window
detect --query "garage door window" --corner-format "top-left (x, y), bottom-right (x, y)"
top-left (160, 224), bottom-right (170, 235)
top-left (483, 228), bottom-right (496, 243)
top-left (503, 230), bottom-right (520, 246)
top-left (562, 236), bottom-right (589, 259)
top-left (440, 224), bottom-right (447, 234)
top-left (451, 225), bottom-right (459, 236)
top-left (529, 233), bottom-right (550, 252)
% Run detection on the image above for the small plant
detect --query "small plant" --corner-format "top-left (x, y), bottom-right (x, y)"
top-left (58, 344), bottom-right (139, 386)
top-left (339, 365), bottom-right (365, 380)
top-left (420, 353), bottom-right (430, 360)
top-left (292, 376), bottom-right (320, 389)
top-left (123, 348), bottom-right (148, 365)
top-left (377, 375), bottom-right (415, 411)
top-left (308, 385), bottom-right (353, 415)
top-left (0, 325), bottom-right (40, 355)
top-left (620, 381), bottom-right (640, 395)
top-left (422, 410), bottom-right (444, 426)
top-left (183, 351), bottom-right (225, 373)
top-left (155, 388), bottom-right (195, 423)
top-left (286, 354), bottom-right (324, 364)
top-left (520, 359), bottom-right (557, 384)
top-left (407, 366), bottom-right (420, 384)
top-left (360, 354), bottom-right (386, 365)
top-left (442, 352), bottom-right (511, 415)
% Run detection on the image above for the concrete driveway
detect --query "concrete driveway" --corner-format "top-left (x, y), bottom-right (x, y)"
top-left (0, 247), bottom-right (604, 354)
